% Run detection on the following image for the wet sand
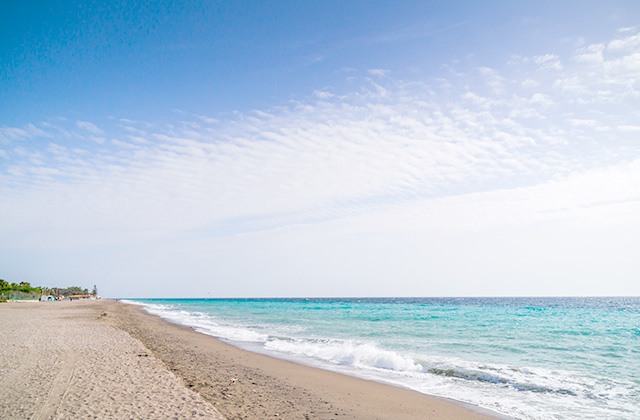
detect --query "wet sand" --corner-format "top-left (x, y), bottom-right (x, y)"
top-left (0, 300), bottom-right (497, 419)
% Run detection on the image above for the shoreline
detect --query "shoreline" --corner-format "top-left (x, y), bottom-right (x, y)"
top-left (113, 299), bottom-right (503, 419)
top-left (1, 299), bottom-right (503, 419)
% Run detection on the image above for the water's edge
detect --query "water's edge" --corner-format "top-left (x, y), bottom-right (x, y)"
top-left (120, 298), bottom-right (514, 419)
top-left (119, 297), bottom-right (640, 420)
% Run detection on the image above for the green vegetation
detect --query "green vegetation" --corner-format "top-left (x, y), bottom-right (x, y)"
top-left (43, 286), bottom-right (89, 295)
top-left (0, 279), bottom-right (42, 300)
top-left (0, 278), bottom-right (98, 301)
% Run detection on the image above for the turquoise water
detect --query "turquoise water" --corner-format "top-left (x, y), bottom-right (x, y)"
top-left (125, 297), bottom-right (640, 419)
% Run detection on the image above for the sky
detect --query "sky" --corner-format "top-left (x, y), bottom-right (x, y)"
top-left (1, 1), bottom-right (639, 298)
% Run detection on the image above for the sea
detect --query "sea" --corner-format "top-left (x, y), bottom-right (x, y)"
top-left (122, 297), bottom-right (640, 419)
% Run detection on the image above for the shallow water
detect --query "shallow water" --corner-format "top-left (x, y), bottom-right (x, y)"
top-left (124, 297), bottom-right (640, 419)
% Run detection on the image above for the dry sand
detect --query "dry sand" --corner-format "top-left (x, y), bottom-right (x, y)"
top-left (0, 300), bottom-right (223, 419)
top-left (0, 300), bottom-right (498, 419)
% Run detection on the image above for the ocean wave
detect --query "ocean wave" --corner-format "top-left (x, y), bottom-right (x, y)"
top-left (135, 301), bottom-right (268, 343)
top-left (119, 299), bottom-right (146, 306)
top-left (265, 338), bottom-right (421, 372)
top-left (425, 367), bottom-right (577, 396)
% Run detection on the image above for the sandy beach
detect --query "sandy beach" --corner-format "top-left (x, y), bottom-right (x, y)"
top-left (0, 300), bottom-right (497, 419)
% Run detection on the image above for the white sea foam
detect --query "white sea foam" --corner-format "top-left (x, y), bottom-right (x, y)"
top-left (119, 299), bottom-right (145, 306)
top-left (133, 301), bottom-right (268, 343)
top-left (265, 338), bottom-right (421, 372)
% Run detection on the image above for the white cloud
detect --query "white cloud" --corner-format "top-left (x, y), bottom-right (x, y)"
top-left (559, 31), bottom-right (640, 103)
top-left (478, 66), bottom-right (505, 94)
top-left (608, 32), bottom-right (640, 50)
top-left (520, 78), bottom-right (539, 88)
top-left (618, 125), bottom-right (640, 132)
top-left (313, 89), bottom-right (335, 99)
top-left (618, 26), bottom-right (637, 33)
top-left (344, 158), bottom-right (640, 233)
top-left (0, 123), bottom-right (48, 142)
top-left (533, 54), bottom-right (563, 70)
top-left (573, 43), bottom-right (605, 64)
top-left (568, 118), bottom-right (599, 128)
top-left (1, 29), bottom-right (639, 296)
top-left (368, 69), bottom-right (389, 77)
top-left (76, 121), bottom-right (105, 135)
top-left (1, 69), bottom-right (635, 240)
top-left (529, 93), bottom-right (554, 107)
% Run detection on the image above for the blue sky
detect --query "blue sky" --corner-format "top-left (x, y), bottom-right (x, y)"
top-left (1, 1), bottom-right (639, 297)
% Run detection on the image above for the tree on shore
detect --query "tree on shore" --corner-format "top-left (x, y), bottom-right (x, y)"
top-left (65, 286), bottom-right (88, 295)
top-left (1, 278), bottom-right (92, 300)
top-left (0, 279), bottom-right (42, 300)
